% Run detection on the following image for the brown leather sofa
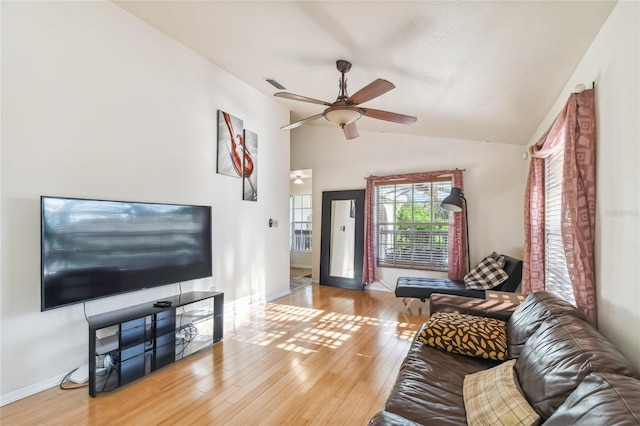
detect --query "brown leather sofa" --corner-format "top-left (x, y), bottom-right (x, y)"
top-left (369, 291), bottom-right (640, 425)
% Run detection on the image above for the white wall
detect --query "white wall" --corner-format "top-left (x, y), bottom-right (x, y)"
top-left (0, 1), bottom-right (290, 402)
top-left (291, 125), bottom-right (529, 292)
top-left (527, 0), bottom-right (639, 370)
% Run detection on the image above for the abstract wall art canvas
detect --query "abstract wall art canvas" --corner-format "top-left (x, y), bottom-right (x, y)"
top-left (217, 110), bottom-right (244, 178)
top-left (242, 130), bottom-right (258, 201)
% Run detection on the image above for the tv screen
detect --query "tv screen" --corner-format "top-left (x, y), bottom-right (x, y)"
top-left (41, 196), bottom-right (212, 311)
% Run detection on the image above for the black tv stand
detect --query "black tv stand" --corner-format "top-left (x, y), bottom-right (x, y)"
top-left (87, 291), bottom-right (223, 397)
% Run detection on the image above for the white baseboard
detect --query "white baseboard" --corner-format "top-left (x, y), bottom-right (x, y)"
top-left (290, 264), bottom-right (312, 269)
top-left (366, 281), bottom-right (394, 293)
top-left (225, 292), bottom-right (265, 314)
top-left (267, 289), bottom-right (291, 301)
top-left (1, 372), bottom-right (67, 407)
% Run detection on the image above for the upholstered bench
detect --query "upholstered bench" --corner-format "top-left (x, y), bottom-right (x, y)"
top-left (395, 255), bottom-right (523, 304)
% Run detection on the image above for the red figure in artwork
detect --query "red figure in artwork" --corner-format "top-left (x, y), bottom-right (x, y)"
top-left (223, 112), bottom-right (254, 178)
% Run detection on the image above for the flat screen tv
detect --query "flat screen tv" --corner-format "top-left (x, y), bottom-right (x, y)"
top-left (41, 196), bottom-right (212, 311)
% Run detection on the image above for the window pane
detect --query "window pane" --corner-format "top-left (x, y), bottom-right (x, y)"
top-left (290, 194), bottom-right (312, 251)
top-left (375, 179), bottom-right (451, 271)
top-left (544, 149), bottom-right (575, 305)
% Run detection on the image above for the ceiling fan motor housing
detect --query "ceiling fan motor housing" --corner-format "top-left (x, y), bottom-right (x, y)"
top-left (336, 60), bottom-right (352, 73)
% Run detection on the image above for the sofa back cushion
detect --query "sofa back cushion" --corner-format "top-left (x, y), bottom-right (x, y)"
top-left (515, 314), bottom-right (639, 420)
top-left (544, 373), bottom-right (640, 425)
top-left (507, 291), bottom-right (585, 358)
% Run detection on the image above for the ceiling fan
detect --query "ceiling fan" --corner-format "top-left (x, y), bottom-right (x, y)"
top-left (274, 60), bottom-right (417, 140)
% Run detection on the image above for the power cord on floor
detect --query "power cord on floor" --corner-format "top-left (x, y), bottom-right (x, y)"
top-left (59, 368), bottom-right (88, 390)
top-left (373, 279), bottom-right (395, 292)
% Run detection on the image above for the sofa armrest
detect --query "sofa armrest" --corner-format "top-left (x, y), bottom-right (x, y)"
top-left (429, 293), bottom-right (519, 322)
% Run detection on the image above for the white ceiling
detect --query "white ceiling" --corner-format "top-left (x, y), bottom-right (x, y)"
top-left (114, 1), bottom-right (616, 145)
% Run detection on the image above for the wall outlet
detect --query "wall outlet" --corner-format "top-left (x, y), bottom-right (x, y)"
top-left (273, 220), bottom-right (278, 227)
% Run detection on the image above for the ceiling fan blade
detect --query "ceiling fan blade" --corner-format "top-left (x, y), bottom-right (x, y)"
top-left (361, 108), bottom-right (417, 125)
top-left (274, 92), bottom-right (332, 106)
top-left (348, 79), bottom-right (395, 105)
top-left (343, 122), bottom-right (359, 140)
top-left (281, 113), bottom-right (324, 130)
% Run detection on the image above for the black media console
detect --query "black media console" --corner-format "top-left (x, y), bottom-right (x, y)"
top-left (87, 291), bottom-right (223, 397)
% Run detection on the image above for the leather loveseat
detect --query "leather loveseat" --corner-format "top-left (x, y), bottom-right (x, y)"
top-left (369, 291), bottom-right (640, 425)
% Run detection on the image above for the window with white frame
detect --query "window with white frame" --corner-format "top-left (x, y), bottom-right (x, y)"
top-left (544, 148), bottom-right (575, 305)
top-left (375, 179), bottom-right (451, 271)
top-left (290, 194), bottom-right (312, 251)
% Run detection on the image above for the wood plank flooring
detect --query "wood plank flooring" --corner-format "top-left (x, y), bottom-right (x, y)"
top-left (290, 267), bottom-right (312, 291)
top-left (289, 267), bottom-right (312, 279)
top-left (0, 284), bottom-right (430, 425)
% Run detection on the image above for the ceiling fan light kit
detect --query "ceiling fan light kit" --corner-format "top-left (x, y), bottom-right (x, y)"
top-left (324, 107), bottom-right (362, 126)
top-left (275, 60), bottom-right (417, 140)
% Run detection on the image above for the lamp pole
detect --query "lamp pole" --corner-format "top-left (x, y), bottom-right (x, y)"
top-left (441, 187), bottom-right (471, 273)
top-left (461, 195), bottom-right (470, 272)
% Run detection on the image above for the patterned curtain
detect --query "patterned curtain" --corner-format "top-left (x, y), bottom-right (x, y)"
top-left (522, 89), bottom-right (597, 325)
top-left (562, 90), bottom-right (597, 325)
top-left (522, 157), bottom-right (546, 293)
top-left (362, 169), bottom-right (465, 284)
top-left (448, 170), bottom-right (467, 280)
top-left (522, 106), bottom-right (567, 294)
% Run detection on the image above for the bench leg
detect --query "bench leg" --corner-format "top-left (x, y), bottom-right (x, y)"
top-left (402, 297), bottom-right (414, 309)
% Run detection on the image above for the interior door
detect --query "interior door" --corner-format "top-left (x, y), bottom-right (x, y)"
top-left (320, 190), bottom-right (365, 290)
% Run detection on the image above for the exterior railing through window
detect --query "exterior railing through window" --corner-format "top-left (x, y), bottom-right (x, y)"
top-left (290, 194), bottom-right (312, 252)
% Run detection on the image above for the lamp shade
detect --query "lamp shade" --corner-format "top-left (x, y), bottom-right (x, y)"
top-left (294, 175), bottom-right (303, 185)
top-left (324, 107), bottom-right (362, 126)
top-left (441, 187), bottom-right (464, 212)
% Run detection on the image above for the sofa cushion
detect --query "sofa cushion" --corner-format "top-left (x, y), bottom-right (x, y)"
top-left (515, 314), bottom-right (640, 420)
top-left (395, 277), bottom-right (485, 300)
top-left (544, 373), bottom-right (640, 425)
top-left (463, 359), bottom-right (540, 426)
top-left (507, 291), bottom-right (586, 359)
top-left (384, 335), bottom-right (499, 425)
top-left (430, 293), bottom-right (520, 322)
top-left (418, 312), bottom-right (507, 361)
top-left (464, 254), bottom-right (509, 290)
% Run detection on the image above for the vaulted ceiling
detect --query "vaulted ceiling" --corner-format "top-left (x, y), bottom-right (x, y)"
top-left (114, 1), bottom-right (616, 145)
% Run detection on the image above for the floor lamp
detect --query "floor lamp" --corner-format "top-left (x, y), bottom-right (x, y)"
top-left (441, 187), bottom-right (471, 272)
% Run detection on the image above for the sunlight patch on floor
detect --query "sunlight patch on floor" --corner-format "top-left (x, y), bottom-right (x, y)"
top-left (230, 302), bottom-right (422, 353)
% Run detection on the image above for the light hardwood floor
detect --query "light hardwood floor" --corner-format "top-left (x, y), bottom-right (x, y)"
top-left (1, 284), bottom-right (430, 425)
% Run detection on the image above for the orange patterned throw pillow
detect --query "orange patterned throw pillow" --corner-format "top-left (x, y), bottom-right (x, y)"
top-left (417, 312), bottom-right (507, 361)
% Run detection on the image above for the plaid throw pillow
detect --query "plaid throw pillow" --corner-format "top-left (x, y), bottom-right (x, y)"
top-left (464, 254), bottom-right (509, 290)
top-left (487, 251), bottom-right (505, 266)
top-left (464, 359), bottom-right (540, 426)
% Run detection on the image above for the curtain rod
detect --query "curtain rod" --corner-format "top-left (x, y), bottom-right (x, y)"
top-left (574, 82), bottom-right (596, 93)
top-left (364, 168), bottom-right (467, 179)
